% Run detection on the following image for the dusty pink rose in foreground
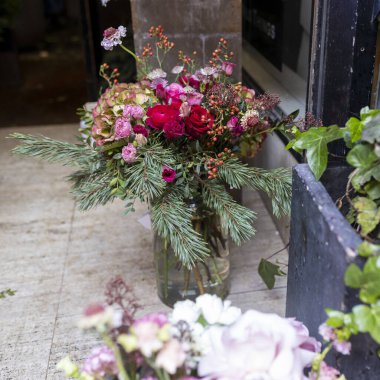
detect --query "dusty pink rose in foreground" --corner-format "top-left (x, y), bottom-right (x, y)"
top-left (122, 143), bottom-right (137, 163)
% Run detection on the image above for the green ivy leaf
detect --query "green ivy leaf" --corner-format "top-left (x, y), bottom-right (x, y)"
top-left (344, 263), bottom-right (363, 288)
top-left (364, 181), bottom-right (380, 200)
top-left (347, 144), bottom-right (377, 168)
top-left (291, 126), bottom-right (344, 180)
top-left (258, 258), bottom-right (286, 289)
top-left (346, 117), bottom-right (364, 143)
top-left (325, 309), bottom-right (345, 328)
top-left (357, 241), bottom-right (380, 257)
top-left (353, 305), bottom-right (375, 332)
top-left (353, 197), bottom-right (380, 236)
top-left (361, 110), bottom-right (380, 144)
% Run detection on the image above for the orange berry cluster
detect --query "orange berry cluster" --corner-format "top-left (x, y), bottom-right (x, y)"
top-left (99, 63), bottom-right (120, 86)
top-left (206, 157), bottom-right (224, 179)
top-left (178, 50), bottom-right (196, 68)
top-left (207, 123), bottom-right (228, 143)
top-left (141, 42), bottom-right (153, 57)
top-left (208, 38), bottom-right (234, 67)
top-left (149, 25), bottom-right (174, 51)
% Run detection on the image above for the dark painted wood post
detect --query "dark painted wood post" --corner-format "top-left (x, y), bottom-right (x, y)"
top-left (307, 0), bottom-right (378, 158)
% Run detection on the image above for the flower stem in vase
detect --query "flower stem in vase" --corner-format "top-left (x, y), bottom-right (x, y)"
top-left (193, 263), bottom-right (205, 295)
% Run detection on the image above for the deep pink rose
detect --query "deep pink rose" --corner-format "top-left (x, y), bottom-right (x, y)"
top-left (185, 105), bottom-right (214, 138)
top-left (163, 119), bottom-right (185, 139)
top-left (165, 83), bottom-right (185, 106)
top-left (133, 124), bottom-right (149, 137)
top-left (146, 105), bottom-right (180, 130)
top-left (162, 166), bottom-right (176, 183)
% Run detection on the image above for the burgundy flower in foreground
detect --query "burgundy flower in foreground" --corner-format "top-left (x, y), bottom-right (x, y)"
top-left (133, 124), bottom-right (149, 138)
top-left (163, 120), bottom-right (185, 139)
top-left (162, 166), bottom-right (176, 183)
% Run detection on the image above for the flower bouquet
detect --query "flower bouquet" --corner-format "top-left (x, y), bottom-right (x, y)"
top-left (11, 25), bottom-right (292, 306)
top-left (57, 277), bottom-right (347, 380)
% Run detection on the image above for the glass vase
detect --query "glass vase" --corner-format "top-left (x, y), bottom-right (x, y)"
top-left (153, 201), bottom-right (230, 307)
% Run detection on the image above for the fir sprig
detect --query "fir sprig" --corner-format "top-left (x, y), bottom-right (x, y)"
top-left (68, 169), bottom-right (116, 211)
top-left (201, 180), bottom-right (256, 244)
top-left (10, 133), bottom-right (98, 168)
top-left (218, 158), bottom-right (292, 217)
top-left (151, 191), bottom-right (210, 268)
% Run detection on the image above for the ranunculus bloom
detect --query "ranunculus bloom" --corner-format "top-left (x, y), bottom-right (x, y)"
top-left (162, 166), bottom-right (176, 183)
top-left (163, 119), bottom-right (185, 139)
top-left (198, 310), bottom-right (316, 380)
top-left (123, 104), bottom-right (145, 119)
top-left (185, 105), bottom-right (214, 138)
top-left (146, 105), bottom-right (180, 130)
top-left (165, 83), bottom-right (186, 106)
top-left (133, 124), bottom-right (149, 137)
top-left (122, 143), bottom-right (137, 163)
top-left (114, 117), bottom-right (132, 140)
top-left (221, 61), bottom-right (236, 76)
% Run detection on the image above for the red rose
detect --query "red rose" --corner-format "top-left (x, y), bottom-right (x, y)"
top-left (163, 119), bottom-right (185, 139)
top-left (185, 105), bottom-right (214, 138)
top-left (146, 105), bottom-right (179, 130)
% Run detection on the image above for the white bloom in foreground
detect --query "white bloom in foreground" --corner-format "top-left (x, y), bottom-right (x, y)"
top-left (171, 65), bottom-right (184, 74)
top-left (198, 310), bottom-right (317, 380)
top-left (172, 299), bottom-right (201, 324)
top-left (196, 294), bottom-right (241, 325)
top-left (155, 339), bottom-right (186, 374)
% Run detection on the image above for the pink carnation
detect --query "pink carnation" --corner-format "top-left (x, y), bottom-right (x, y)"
top-left (122, 143), bottom-right (137, 163)
top-left (82, 346), bottom-right (118, 377)
top-left (123, 105), bottom-right (145, 120)
top-left (115, 117), bottom-right (132, 140)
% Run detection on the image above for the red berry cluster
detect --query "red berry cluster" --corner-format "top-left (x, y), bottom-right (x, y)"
top-left (208, 38), bottom-right (234, 67)
top-left (207, 124), bottom-right (228, 144)
top-left (178, 50), bottom-right (196, 71)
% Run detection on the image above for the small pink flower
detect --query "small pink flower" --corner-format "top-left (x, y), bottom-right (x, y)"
top-left (318, 324), bottom-right (336, 342)
top-left (221, 61), bottom-right (236, 76)
top-left (115, 117), bottom-right (132, 140)
top-left (179, 102), bottom-right (191, 118)
top-left (162, 166), bottom-right (176, 183)
top-left (227, 116), bottom-right (244, 136)
top-left (155, 339), bottom-right (186, 375)
top-left (333, 339), bottom-right (351, 355)
top-left (123, 105), bottom-right (145, 119)
top-left (310, 361), bottom-right (341, 380)
top-left (187, 91), bottom-right (203, 106)
top-left (122, 143), bottom-right (137, 163)
top-left (165, 83), bottom-right (186, 104)
top-left (101, 26), bottom-right (126, 51)
top-left (82, 346), bottom-right (118, 377)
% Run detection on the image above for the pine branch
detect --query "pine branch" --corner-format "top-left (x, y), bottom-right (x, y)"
top-left (68, 168), bottom-right (116, 211)
top-left (151, 191), bottom-right (210, 268)
top-left (9, 133), bottom-right (98, 168)
top-left (201, 180), bottom-right (256, 244)
top-left (218, 158), bottom-right (292, 218)
top-left (124, 141), bottom-right (175, 200)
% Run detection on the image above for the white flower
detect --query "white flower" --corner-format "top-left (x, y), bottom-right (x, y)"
top-left (195, 294), bottom-right (241, 325)
top-left (155, 339), bottom-right (186, 374)
top-left (101, 0), bottom-right (111, 6)
top-left (171, 65), bottom-right (184, 74)
top-left (78, 304), bottom-right (121, 331)
top-left (200, 66), bottom-right (218, 76)
top-left (147, 68), bottom-right (167, 80)
top-left (171, 299), bottom-right (201, 324)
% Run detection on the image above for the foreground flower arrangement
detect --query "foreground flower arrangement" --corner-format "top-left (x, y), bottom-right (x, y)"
top-left (10, 25), bottom-right (292, 305)
top-left (57, 278), bottom-right (346, 380)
